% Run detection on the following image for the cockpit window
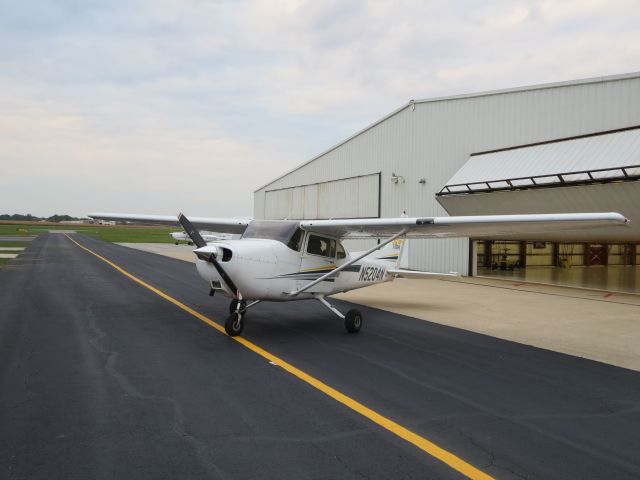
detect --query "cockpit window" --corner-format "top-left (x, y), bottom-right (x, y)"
top-left (337, 242), bottom-right (346, 259)
top-left (241, 220), bottom-right (301, 245)
top-left (287, 228), bottom-right (304, 251)
top-left (306, 234), bottom-right (336, 258)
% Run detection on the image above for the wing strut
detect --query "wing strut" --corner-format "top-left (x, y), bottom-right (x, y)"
top-left (289, 229), bottom-right (408, 296)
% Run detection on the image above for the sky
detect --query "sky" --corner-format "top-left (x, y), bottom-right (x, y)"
top-left (1, 0), bottom-right (639, 218)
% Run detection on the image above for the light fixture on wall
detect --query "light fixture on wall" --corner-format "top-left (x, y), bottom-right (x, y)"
top-left (390, 172), bottom-right (405, 184)
top-left (418, 178), bottom-right (426, 184)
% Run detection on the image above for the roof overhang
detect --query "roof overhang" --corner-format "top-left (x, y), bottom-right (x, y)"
top-left (437, 128), bottom-right (640, 241)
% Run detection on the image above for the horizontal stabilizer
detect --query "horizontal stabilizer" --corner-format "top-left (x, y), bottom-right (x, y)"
top-left (388, 269), bottom-right (460, 279)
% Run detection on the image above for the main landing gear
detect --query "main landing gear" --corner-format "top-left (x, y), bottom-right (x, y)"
top-left (316, 295), bottom-right (363, 334)
top-left (344, 309), bottom-right (363, 333)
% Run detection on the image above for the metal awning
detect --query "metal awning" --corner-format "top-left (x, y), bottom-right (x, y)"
top-left (438, 127), bottom-right (640, 196)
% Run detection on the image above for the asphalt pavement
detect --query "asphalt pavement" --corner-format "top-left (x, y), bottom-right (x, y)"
top-left (2, 234), bottom-right (640, 480)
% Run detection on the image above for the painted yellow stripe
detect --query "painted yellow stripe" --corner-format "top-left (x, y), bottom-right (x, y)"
top-left (302, 265), bottom-right (337, 272)
top-left (65, 234), bottom-right (494, 480)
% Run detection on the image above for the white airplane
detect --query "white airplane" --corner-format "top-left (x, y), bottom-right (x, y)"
top-left (171, 230), bottom-right (235, 245)
top-left (89, 211), bottom-right (628, 337)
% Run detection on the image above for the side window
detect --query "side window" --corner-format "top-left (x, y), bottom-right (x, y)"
top-left (306, 234), bottom-right (336, 258)
top-left (337, 242), bottom-right (346, 260)
top-left (287, 228), bottom-right (304, 251)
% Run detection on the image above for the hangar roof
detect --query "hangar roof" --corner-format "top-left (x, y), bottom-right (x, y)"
top-left (255, 71), bottom-right (640, 193)
top-left (439, 126), bottom-right (640, 195)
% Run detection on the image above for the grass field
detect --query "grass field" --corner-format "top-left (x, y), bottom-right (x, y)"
top-left (0, 241), bottom-right (31, 248)
top-left (0, 240), bottom-right (29, 267)
top-left (0, 223), bottom-right (175, 243)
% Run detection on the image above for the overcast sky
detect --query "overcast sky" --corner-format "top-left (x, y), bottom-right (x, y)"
top-left (1, 0), bottom-right (639, 218)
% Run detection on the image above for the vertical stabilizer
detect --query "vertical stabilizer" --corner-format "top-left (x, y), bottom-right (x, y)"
top-left (377, 238), bottom-right (406, 268)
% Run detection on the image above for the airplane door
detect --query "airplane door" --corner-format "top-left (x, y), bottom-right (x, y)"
top-left (299, 233), bottom-right (337, 294)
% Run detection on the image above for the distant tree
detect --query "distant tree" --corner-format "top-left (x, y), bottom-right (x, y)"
top-left (46, 214), bottom-right (79, 222)
top-left (8, 214), bottom-right (41, 221)
top-left (0, 213), bottom-right (80, 222)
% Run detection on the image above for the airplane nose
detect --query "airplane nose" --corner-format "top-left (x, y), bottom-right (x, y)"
top-left (194, 245), bottom-right (233, 263)
top-left (194, 246), bottom-right (218, 262)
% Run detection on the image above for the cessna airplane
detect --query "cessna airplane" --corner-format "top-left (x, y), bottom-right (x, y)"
top-left (89, 211), bottom-right (628, 337)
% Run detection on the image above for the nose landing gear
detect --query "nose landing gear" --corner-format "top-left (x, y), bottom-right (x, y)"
top-left (224, 298), bottom-right (260, 337)
top-left (229, 299), bottom-right (246, 315)
top-left (225, 310), bottom-right (244, 336)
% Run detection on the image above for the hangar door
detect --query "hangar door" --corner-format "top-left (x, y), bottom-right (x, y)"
top-left (264, 173), bottom-right (380, 220)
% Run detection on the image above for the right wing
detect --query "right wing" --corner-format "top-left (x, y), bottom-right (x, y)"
top-left (88, 212), bottom-right (250, 235)
top-left (300, 212), bottom-right (629, 239)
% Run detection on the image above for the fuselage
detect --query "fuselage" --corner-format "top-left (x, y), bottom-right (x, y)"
top-left (195, 234), bottom-right (397, 301)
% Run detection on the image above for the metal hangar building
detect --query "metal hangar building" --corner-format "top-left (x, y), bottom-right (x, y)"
top-left (254, 72), bottom-right (640, 291)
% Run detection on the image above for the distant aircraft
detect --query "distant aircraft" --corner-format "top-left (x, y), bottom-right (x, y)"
top-left (89, 211), bottom-right (628, 337)
top-left (171, 230), bottom-right (234, 245)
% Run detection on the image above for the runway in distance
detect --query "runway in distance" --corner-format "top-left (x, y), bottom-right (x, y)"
top-left (89, 211), bottom-right (629, 336)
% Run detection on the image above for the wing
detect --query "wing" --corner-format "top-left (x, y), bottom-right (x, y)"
top-left (88, 212), bottom-right (250, 235)
top-left (300, 212), bottom-right (629, 239)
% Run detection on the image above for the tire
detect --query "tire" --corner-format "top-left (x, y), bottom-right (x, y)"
top-left (229, 299), bottom-right (247, 315)
top-left (225, 311), bottom-right (244, 336)
top-left (344, 309), bottom-right (363, 333)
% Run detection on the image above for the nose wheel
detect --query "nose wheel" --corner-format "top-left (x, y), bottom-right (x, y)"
top-left (224, 298), bottom-right (260, 337)
top-left (225, 311), bottom-right (244, 336)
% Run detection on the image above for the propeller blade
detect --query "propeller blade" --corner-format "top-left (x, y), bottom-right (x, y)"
top-left (181, 211), bottom-right (241, 298)
top-left (208, 253), bottom-right (239, 298)
top-left (177, 212), bottom-right (207, 248)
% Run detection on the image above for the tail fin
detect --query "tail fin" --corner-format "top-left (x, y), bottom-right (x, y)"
top-left (376, 238), bottom-right (406, 268)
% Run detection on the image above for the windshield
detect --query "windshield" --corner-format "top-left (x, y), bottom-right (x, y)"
top-left (242, 220), bottom-right (301, 246)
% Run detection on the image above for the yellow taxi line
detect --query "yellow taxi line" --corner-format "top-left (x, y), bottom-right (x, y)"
top-left (65, 234), bottom-right (494, 480)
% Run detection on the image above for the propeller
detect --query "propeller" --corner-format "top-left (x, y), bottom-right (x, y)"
top-left (178, 212), bottom-right (240, 298)
top-left (177, 212), bottom-right (207, 248)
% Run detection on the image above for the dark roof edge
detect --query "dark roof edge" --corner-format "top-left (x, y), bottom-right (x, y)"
top-left (471, 125), bottom-right (640, 157)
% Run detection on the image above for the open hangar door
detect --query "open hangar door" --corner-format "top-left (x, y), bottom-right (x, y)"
top-left (473, 240), bottom-right (639, 293)
top-left (437, 127), bottom-right (640, 293)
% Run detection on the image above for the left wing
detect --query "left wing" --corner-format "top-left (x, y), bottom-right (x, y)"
top-left (300, 212), bottom-right (629, 239)
top-left (89, 212), bottom-right (250, 235)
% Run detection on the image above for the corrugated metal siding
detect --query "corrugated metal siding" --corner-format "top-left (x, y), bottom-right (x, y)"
top-left (264, 173), bottom-right (380, 220)
top-left (255, 75), bottom-right (640, 274)
top-left (444, 128), bottom-right (640, 187)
